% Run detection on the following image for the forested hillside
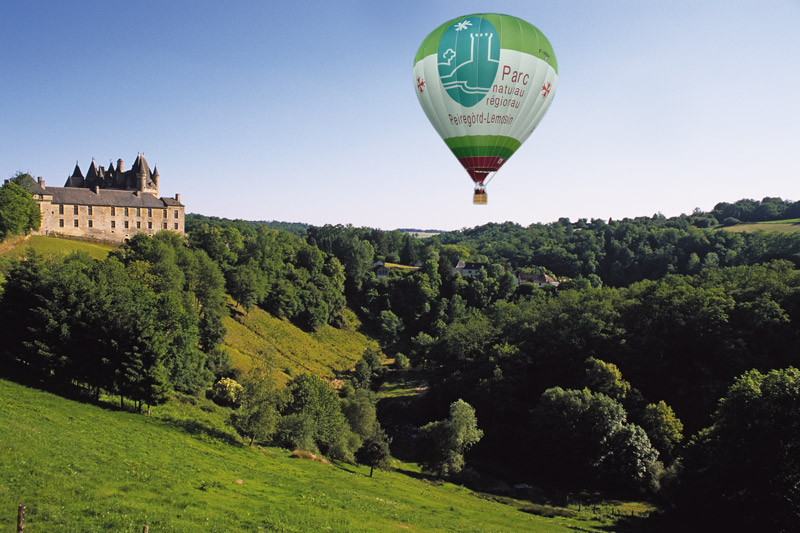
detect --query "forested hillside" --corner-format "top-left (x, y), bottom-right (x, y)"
top-left (2, 195), bottom-right (799, 531)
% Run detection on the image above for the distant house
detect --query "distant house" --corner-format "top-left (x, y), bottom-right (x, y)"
top-left (517, 272), bottom-right (560, 288)
top-left (373, 260), bottom-right (419, 279)
top-left (452, 260), bottom-right (487, 277)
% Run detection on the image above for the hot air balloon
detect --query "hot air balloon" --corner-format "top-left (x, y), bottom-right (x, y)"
top-left (413, 14), bottom-right (558, 204)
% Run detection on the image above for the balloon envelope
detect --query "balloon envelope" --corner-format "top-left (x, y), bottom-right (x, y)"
top-left (413, 14), bottom-right (558, 201)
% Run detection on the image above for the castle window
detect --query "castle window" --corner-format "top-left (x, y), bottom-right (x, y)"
top-left (73, 220), bottom-right (79, 227)
top-left (162, 222), bottom-right (167, 229)
top-left (59, 219), bottom-right (64, 227)
top-left (88, 206), bottom-right (93, 215)
top-left (136, 208), bottom-right (141, 217)
top-left (73, 205), bottom-right (79, 215)
top-left (174, 210), bottom-right (178, 219)
top-left (88, 220), bottom-right (93, 228)
top-left (148, 208), bottom-right (152, 217)
top-left (163, 209), bottom-right (167, 217)
top-left (124, 207), bottom-right (129, 216)
top-left (111, 221), bottom-right (116, 229)
top-left (124, 221), bottom-right (129, 229)
top-left (174, 223), bottom-right (178, 230)
top-left (148, 222), bottom-right (152, 229)
top-left (136, 221), bottom-right (141, 229)
top-left (59, 205), bottom-right (64, 215)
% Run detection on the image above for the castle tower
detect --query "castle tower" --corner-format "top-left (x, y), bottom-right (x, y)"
top-left (64, 161), bottom-right (84, 187)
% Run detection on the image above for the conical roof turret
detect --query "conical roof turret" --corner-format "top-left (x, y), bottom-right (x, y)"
top-left (71, 161), bottom-right (83, 179)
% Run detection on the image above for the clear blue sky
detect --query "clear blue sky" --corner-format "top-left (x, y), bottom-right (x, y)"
top-left (2, 1), bottom-right (799, 231)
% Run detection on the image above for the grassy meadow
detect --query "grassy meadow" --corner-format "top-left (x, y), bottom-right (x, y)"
top-left (0, 235), bottom-right (116, 261)
top-left (0, 235), bottom-right (117, 285)
top-left (0, 378), bottom-right (648, 532)
top-left (722, 218), bottom-right (800, 233)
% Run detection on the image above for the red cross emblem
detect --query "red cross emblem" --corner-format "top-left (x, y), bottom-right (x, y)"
top-left (541, 82), bottom-right (552, 98)
top-left (417, 77), bottom-right (426, 94)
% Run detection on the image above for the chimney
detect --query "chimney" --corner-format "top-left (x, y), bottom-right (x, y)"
top-left (117, 159), bottom-right (124, 173)
top-left (135, 190), bottom-right (140, 196)
top-left (93, 185), bottom-right (100, 194)
top-left (38, 176), bottom-right (45, 187)
top-left (175, 193), bottom-right (181, 203)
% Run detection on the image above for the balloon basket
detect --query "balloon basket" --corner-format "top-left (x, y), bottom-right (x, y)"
top-left (473, 189), bottom-right (488, 205)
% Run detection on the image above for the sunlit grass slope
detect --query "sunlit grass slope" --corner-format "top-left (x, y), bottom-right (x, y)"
top-left (0, 235), bottom-right (116, 261)
top-left (722, 220), bottom-right (800, 233)
top-left (222, 304), bottom-right (378, 385)
top-left (0, 235), bottom-right (117, 285)
top-left (0, 378), bottom-right (583, 532)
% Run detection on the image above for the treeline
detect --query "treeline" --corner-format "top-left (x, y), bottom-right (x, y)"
top-left (185, 213), bottom-right (309, 237)
top-left (711, 196), bottom-right (800, 225)
top-left (0, 232), bottom-right (229, 410)
top-left (434, 210), bottom-right (800, 286)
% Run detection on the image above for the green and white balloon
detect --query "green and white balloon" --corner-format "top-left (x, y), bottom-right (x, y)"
top-left (413, 14), bottom-right (558, 203)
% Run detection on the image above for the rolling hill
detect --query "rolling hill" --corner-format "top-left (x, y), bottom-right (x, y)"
top-left (0, 377), bottom-right (623, 532)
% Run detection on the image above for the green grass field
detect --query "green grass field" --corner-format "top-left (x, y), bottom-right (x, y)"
top-left (0, 235), bottom-right (117, 261)
top-left (0, 235), bottom-right (117, 285)
top-left (222, 304), bottom-right (378, 386)
top-left (720, 219), bottom-right (800, 234)
top-left (0, 378), bottom-right (643, 532)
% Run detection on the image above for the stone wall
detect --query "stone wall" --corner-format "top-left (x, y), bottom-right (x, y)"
top-left (36, 195), bottom-right (185, 243)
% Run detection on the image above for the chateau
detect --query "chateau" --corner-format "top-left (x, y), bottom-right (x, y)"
top-left (31, 154), bottom-right (184, 243)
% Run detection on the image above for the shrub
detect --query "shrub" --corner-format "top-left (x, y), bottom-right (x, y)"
top-left (394, 353), bottom-right (410, 370)
top-left (208, 377), bottom-right (244, 407)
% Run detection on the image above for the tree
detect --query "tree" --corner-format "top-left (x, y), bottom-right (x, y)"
top-left (280, 374), bottom-right (348, 453)
top-left (227, 260), bottom-right (262, 313)
top-left (679, 367), bottom-right (800, 531)
top-left (378, 310), bottom-right (403, 349)
top-left (10, 171), bottom-right (38, 192)
top-left (356, 428), bottom-right (392, 477)
top-left (0, 181), bottom-right (41, 240)
top-left (418, 399), bottom-right (483, 478)
top-left (529, 387), bottom-right (659, 490)
top-left (230, 365), bottom-right (279, 446)
top-left (400, 233), bottom-right (418, 265)
top-left (639, 400), bottom-right (683, 464)
top-left (585, 357), bottom-right (631, 401)
top-left (341, 388), bottom-right (379, 439)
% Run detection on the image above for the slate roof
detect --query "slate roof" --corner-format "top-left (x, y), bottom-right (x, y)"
top-left (35, 185), bottom-right (182, 208)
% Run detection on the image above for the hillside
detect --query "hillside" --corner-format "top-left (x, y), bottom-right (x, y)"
top-left (222, 303), bottom-right (379, 385)
top-left (721, 219), bottom-right (800, 234)
top-left (0, 234), bottom-right (372, 386)
top-left (0, 378), bottom-right (628, 532)
top-left (0, 234), bottom-right (116, 261)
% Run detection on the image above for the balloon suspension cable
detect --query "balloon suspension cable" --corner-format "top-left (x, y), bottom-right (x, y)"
top-left (483, 170), bottom-right (498, 185)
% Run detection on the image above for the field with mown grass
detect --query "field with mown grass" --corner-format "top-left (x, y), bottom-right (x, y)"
top-left (721, 219), bottom-right (800, 233)
top-left (0, 378), bottom-right (649, 532)
top-left (0, 234), bottom-right (117, 261)
top-left (221, 303), bottom-right (379, 386)
top-left (0, 235), bottom-right (117, 285)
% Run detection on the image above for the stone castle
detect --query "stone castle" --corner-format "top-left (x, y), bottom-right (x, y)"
top-left (32, 154), bottom-right (184, 243)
